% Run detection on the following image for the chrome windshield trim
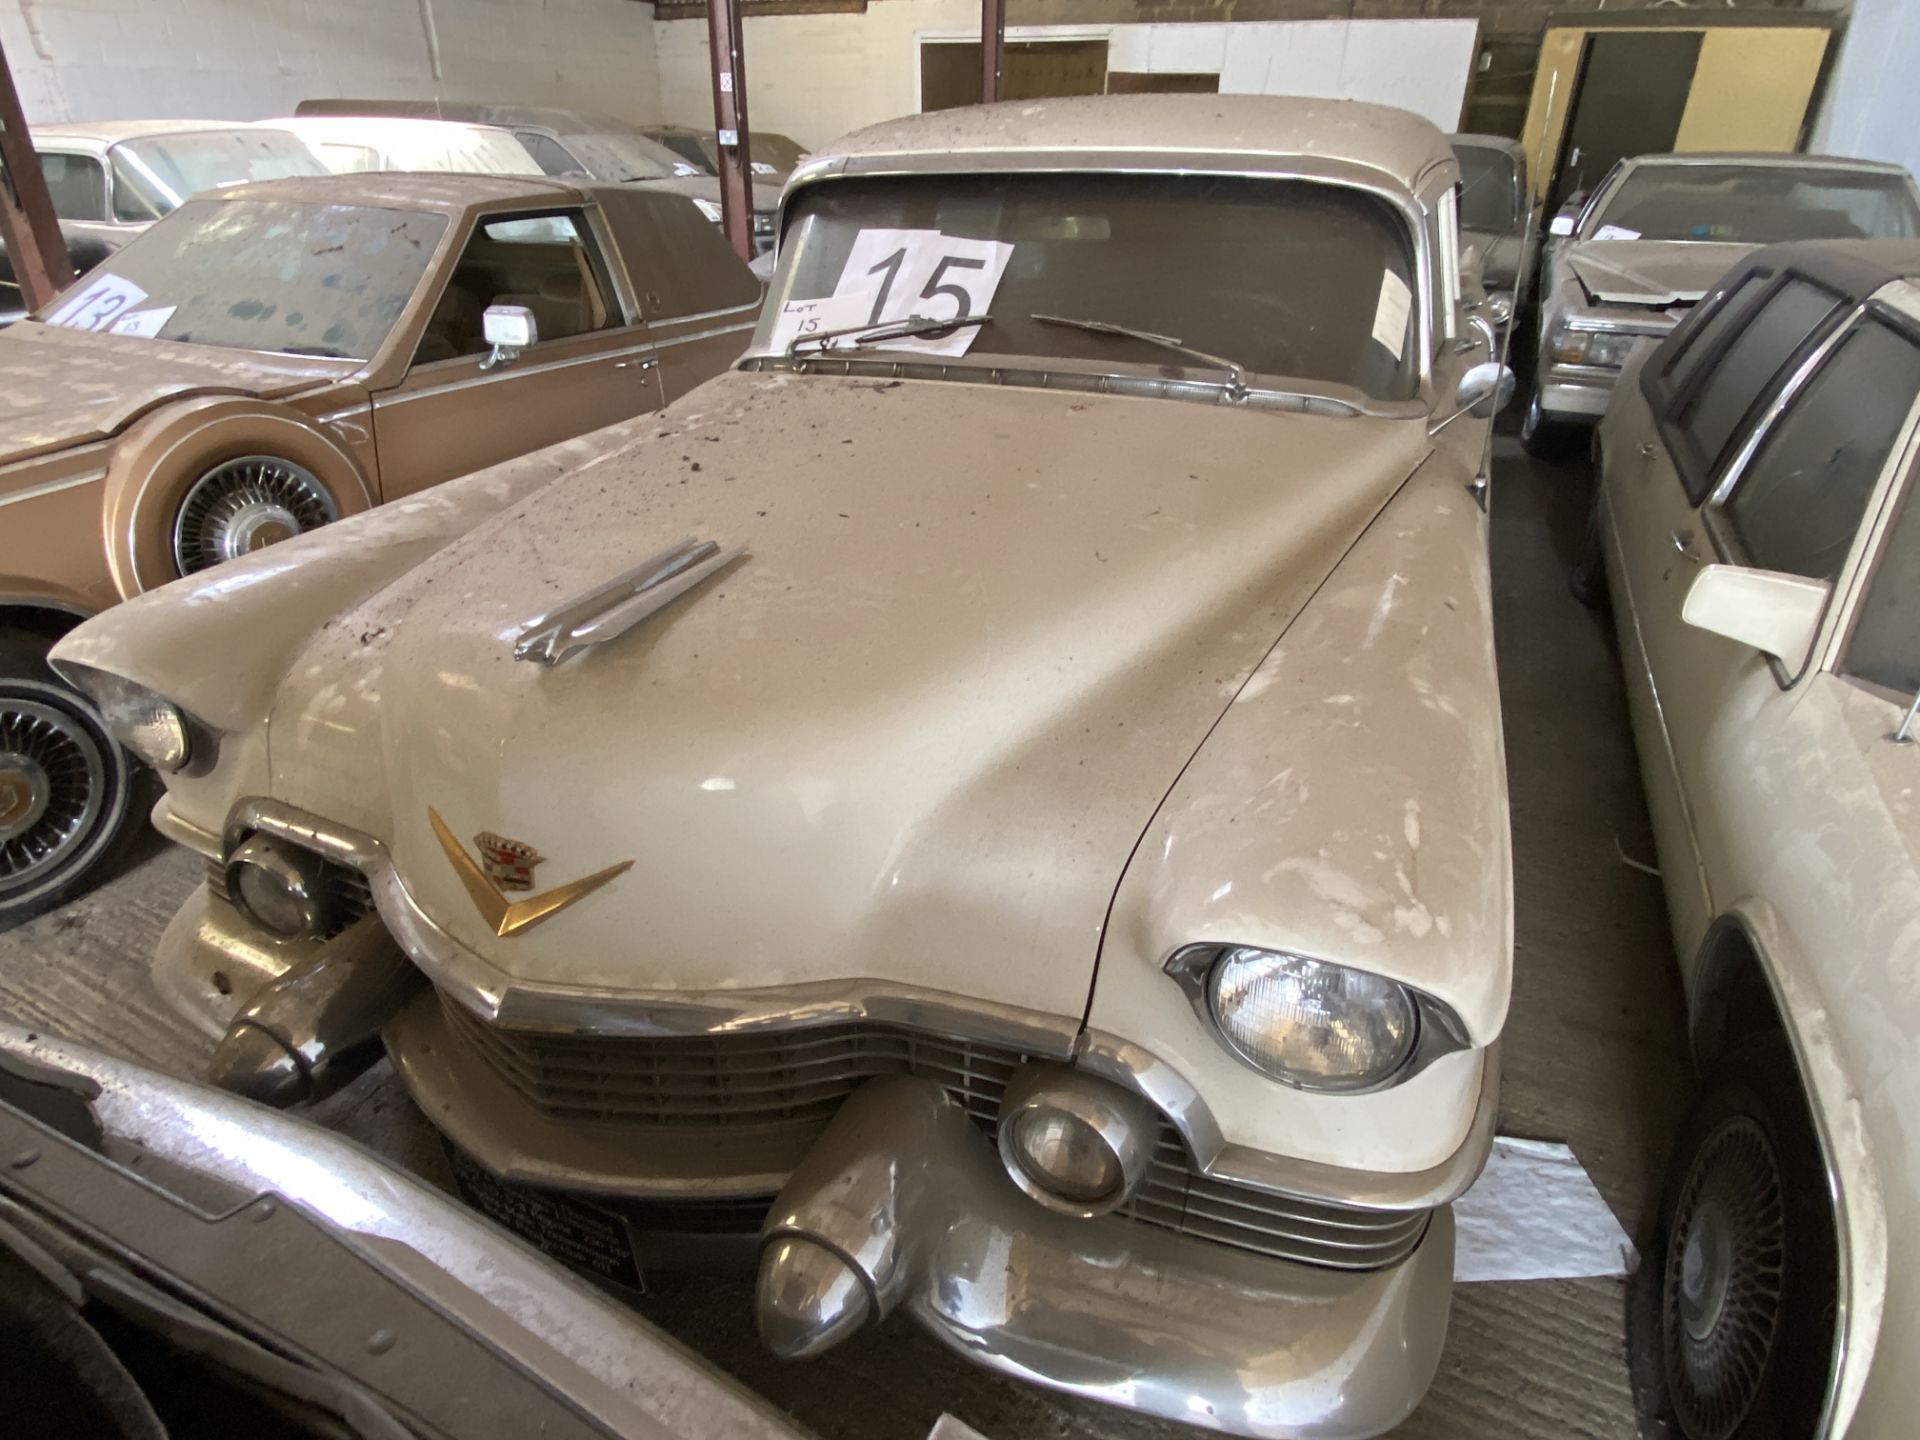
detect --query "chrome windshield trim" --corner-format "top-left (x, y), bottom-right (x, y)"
top-left (1074, 1029), bottom-right (1499, 1210)
top-left (219, 798), bottom-right (1081, 1055)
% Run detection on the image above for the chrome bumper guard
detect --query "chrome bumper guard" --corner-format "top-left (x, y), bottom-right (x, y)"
top-left (757, 1075), bottom-right (1452, 1440)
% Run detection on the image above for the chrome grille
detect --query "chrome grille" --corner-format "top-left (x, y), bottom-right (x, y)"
top-left (441, 998), bottom-right (1430, 1272)
top-left (206, 854), bottom-right (373, 940)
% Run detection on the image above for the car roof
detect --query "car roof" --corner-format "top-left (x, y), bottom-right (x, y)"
top-left (1624, 151), bottom-right (1915, 177)
top-left (294, 99), bottom-right (644, 138)
top-left (812, 95), bottom-right (1451, 190)
top-left (31, 119), bottom-right (302, 149)
top-left (272, 114), bottom-right (525, 143)
top-left (1448, 133), bottom-right (1526, 160)
top-left (1725, 239), bottom-right (1920, 300)
top-left (205, 170), bottom-right (590, 213)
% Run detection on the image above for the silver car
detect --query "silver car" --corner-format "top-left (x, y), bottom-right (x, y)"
top-left (1523, 152), bottom-right (1920, 455)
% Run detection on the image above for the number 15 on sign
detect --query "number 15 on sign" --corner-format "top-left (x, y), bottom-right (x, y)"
top-left (831, 229), bottom-right (1013, 358)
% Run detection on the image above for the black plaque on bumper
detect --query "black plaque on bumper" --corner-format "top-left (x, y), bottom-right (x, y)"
top-left (447, 1147), bottom-right (646, 1294)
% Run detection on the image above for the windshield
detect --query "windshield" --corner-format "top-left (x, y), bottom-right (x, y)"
top-left (645, 131), bottom-right (713, 176)
top-left (741, 133), bottom-right (807, 180)
top-left (36, 197), bottom-right (446, 360)
top-left (561, 132), bottom-right (680, 182)
top-left (1453, 145), bottom-right (1521, 235)
top-left (1589, 163), bottom-right (1920, 244)
top-left (108, 130), bottom-right (326, 223)
top-left (756, 172), bottom-right (1420, 401)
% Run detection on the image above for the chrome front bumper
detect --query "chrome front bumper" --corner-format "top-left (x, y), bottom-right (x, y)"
top-left (1538, 369), bottom-right (1617, 424)
top-left (758, 1075), bottom-right (1451, 1439)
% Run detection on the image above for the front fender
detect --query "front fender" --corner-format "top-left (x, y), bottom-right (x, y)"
top-left (99, 395), bottom-right (377, 599)
top-left (1084, 448), bottom-right (1511, 1174)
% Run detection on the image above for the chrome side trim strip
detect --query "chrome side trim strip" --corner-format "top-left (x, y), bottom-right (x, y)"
top-left (650, 319), bottom-right (757, 351)
top-left (219, 798), bottom-right (1083, 1056)
top-left (0, 468), bottom-right (106, 508)
top-left (1076, 1028), bottom-right (1500, 1210)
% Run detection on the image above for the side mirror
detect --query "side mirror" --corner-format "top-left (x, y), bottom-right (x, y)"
top-left (480, 304), bottom-right (536, 371)
top-left (1428, 361), bottom-right (1516, 435)
top-left (1682, 564), bottom-right (1830, 672)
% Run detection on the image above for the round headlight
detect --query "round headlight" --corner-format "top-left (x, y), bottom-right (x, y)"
top-left (225, 834), bottom-right (330, 939)
top-left (61, 665), bottom-right (191, 771)
top-left (1207, 947), bottom-right (1417, 1092)
top-left (995, 1065), bottom-right (1158, 1217)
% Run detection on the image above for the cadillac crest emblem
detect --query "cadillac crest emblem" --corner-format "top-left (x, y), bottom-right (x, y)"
top-left (474, 831), bottom-right (544, 891)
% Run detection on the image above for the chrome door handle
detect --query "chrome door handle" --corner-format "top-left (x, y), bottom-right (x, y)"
top-left (1638, 442), bottom-right (1656, 460)
top-left (1670, 528), bottom-right (1702, 562)
top-left (615, 357), bottom-right (659, 370)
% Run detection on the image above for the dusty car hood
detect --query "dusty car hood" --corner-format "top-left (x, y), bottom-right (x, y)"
top-left (267, 370), bottom-right (1430, 1022)
top-left (0, 323), bottom-right (356, 467)
top-left (1566, 240), bottom-right (1754, 308)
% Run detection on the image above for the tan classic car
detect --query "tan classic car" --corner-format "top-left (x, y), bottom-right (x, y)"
top-left (52, 95), bottom-right (1514, 1438)
top-left (1587, 240), bottom-right (1920, 1440)
top-left (0, 171), bottom-right (757, 924)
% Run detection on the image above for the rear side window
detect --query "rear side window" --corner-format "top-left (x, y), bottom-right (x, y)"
top-left (37, 152), bottom-right (106, 222)
top-left (1845, 478), bottom-right (1920, 696)
top-left (1662, 275), bottom-right (1761, 397)
top-left (1676, 279), bottom-right (1842, 495)
top-left (1723, 318), bottom-right (1920, 580)
top-left (516, 132), bottom-right (582, 177)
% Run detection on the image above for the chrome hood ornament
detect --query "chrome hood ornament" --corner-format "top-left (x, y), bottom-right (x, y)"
top-left (514, 535), bottom-right (745, 666)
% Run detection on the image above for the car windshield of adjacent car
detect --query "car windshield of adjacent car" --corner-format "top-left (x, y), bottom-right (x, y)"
top-left (33, 197), bottom-right (447, 361)
top-left (643, 130), bottom-right (713, 177)
top-left (758, 171), bottom-right (1422, 402)
top-left (551, 132), bottom-right (679, 183)
top-left (1588, 162), bottom-right (1920, 244)
top-left (744, 132), bottom-right (807, 180)
top-left (1453, 145), bottom-right (1521, 235)
top-left (107, 130), bottom-right (327, 223)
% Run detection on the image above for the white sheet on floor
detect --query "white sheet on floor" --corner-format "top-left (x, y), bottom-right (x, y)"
top-left (1453, 1136), bottom-right (1638, 1283)
top-left (926, 1416), bottom-right (993, 1440)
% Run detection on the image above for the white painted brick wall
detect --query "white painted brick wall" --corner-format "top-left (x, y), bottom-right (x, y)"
top-left (2, 0), bottom-right (663, 125)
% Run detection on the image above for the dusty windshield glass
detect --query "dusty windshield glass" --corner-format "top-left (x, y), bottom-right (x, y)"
top-left (38, 198), bottom-right (445, 360)
top-left (109, 130), bottom-right (326, 222)
top-left (1591, 164), bottom-right (1920, 243)
top-left (759, 172), bottom-right (1421, 401)
top-left (1453, 146), bottom-right (1521, 234)
top-left (563, 133), bottom-right (678, 181)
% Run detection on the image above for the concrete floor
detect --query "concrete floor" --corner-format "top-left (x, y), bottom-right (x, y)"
top-left (0, 430), bottom-right (1693, 1440)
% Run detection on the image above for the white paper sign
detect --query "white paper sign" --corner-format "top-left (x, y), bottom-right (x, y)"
top-left (107, 305), bottom-right (177, 339)
top-left (828, 227), bottom-right (1013, 358)
top-left (46, 273), bottom-right (150, 332)
top-left (765, 292), bottom-right (875, 353)
top-left (1371, 269), bottom-right (1413, 362)
top-left (1593, 224), bottom-right (1642, 242)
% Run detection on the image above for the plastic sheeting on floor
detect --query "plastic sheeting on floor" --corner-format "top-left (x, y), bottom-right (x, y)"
top-left (1454, 1136), bottom-right (1638, 1283)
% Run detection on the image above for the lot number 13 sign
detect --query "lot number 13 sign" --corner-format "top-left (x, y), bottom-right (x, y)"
top-left (828, 229), bottom-right (1014, 357)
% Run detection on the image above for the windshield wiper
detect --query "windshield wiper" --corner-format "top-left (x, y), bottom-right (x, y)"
top-left (1031, 312), bottom-right (1250, 400)
top-left (789, 312), bottom-right (990, 357)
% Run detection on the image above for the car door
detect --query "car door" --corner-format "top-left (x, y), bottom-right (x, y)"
top-left (1612, 284), bottom-right (1920, 952)
top-left (369, 206), bottom-right (663, 498)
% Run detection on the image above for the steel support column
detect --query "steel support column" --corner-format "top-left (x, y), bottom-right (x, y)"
top-left (0, 34), bottom-right (73, 312)
top-left (705, 0), bottom-right (754, 264)
top-left (980, 0), bottom-right (1005, 103)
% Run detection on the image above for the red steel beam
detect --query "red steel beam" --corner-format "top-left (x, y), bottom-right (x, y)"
top-left (980, 0), bottom-right (1005, 103)
top-left (705, 0), bottom-right (754, 264)
top-left (0, 33), bottom-right (73, 311)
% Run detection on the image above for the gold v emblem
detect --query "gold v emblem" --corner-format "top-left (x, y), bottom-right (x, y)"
top-left (428, 808), bottom-right (632, 938)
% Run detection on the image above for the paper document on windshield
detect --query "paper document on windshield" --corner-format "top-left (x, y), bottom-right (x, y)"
top-left (766, 292), bottom-right (876, 352)
top-left (1371, 269), bottom-right (1412, 362)
top-left (1593, 224), bottom-right (1642, 241)
top-left (45, 273), bottom-right (149, 332)
top-left (824, 228), bottom-right (1013, 358)
top-left (108, 305), bottom-right (176, 339)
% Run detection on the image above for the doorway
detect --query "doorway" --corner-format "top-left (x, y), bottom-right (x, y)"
top-left (1549, 30), bottom-right (1702, 211)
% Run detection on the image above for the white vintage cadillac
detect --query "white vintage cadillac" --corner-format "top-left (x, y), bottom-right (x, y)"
top-left (50, 96), bottom-right (1515, 1438)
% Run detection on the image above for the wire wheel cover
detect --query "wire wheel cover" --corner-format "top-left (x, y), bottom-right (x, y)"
top-left (173, 456), bottom-right (337, 576)
top-left (1664, 1114), bottom-right (1788, 1439)
top-left (0, 696), bottom-right (106, 896)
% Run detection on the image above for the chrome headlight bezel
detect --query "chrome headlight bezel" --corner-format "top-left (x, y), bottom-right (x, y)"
top-left (1164, 943), bottom-right (1471, 1094)
top-left (54, 662), bottom-right (210, 774)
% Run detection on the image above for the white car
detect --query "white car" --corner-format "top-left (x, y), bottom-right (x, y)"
top-left (269, 115), bottom-right (546, 177)
top-left (1588, 238), bottom-right (1920, 1440)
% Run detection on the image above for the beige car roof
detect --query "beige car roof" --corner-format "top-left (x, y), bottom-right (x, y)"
top-left (819, 94), bottom-right (1451, 190)
top-left (32, 119), bottom-right (302, 150)
top-left (206, 170), bottom-right (591, 216)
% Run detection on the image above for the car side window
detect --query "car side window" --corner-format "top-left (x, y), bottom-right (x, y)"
top-left (1662, 275), bottom-right (1761, 397)
top-left (1843, 471), bottom-right (1920, 696)
top-left (1673, 279), bottom-right (1843, 498)
top-left (1720, 318), bottom-right (1920, 580)
top-left (414, 210), bottom-right (620, 366)
top-left (37, 152), bottom-right (107, 222)
top-left (516, 133), bottom-right (583, 177)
